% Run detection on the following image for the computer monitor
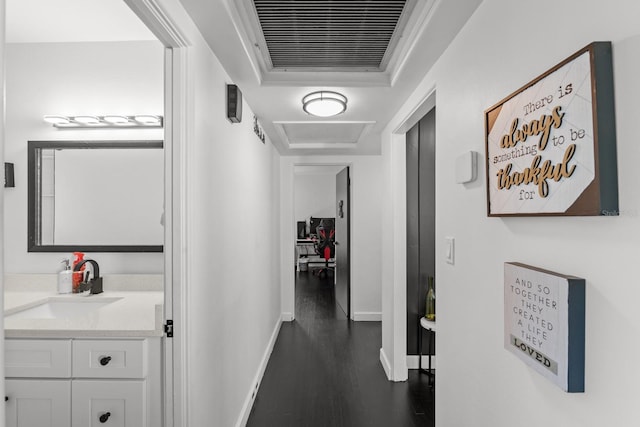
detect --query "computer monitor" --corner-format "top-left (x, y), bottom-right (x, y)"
top-left (309, 217), bottom-right (321, 236)
top-left (297, 221), bottom-right (307, 239)
top-left (309, 217), bottom-right (335, 236)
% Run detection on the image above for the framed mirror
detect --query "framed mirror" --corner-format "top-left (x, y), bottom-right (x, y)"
top-left (28, 140), bottom-right (164, 252)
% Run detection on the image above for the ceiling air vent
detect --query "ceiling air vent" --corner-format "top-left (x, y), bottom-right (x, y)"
top-left (252, 0), bottom-right (409, 70)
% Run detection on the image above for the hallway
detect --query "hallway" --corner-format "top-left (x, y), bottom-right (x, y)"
top-left (247, 272), bottom-right (434, 427)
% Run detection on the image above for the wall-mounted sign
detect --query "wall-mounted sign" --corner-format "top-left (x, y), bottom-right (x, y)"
top-left (253, 115), bottom-right (266, 144)
top-left (485, 42), bottom-right (618, 216)
top-left (504, 262), bottom-right (585, 392)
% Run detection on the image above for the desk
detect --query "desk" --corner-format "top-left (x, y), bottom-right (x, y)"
top-left (295, 239), bottom-right (335, 271)
top-left (295, 239), bottom-right (315, 271)
top-left (418, 317), bottom-right (436, 384)
top-left (296, 239), bottom-right (316, 256)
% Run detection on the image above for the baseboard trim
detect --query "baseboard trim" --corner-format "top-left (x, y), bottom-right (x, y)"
top-left (380, 347), bottom-right (392, 380)
top-left (281, 312), bottom-right (294, 322)
top-left (353, 311), bottom-right (382, 321)
top-left (406, 354), bottom-right (437, 370)
top-left (235, 316), bottom-right (282, 427)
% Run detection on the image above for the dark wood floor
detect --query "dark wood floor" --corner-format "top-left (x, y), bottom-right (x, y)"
top-left (247, 271), bottom-right (435, 427)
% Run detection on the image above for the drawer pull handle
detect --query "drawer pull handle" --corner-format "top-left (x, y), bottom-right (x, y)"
top-left (99, 412), bottom-right (111, 423)
top-left (99, 356), bottom-right (112, 366)
top-left (4, 396), bottom-right (8, 402)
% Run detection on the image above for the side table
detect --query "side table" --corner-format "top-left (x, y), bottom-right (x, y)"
top-left (418, 317), bottom-right (436, 384)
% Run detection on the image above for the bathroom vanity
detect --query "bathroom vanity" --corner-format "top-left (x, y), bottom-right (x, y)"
top-left (3, 275), bottom-right (164, 427)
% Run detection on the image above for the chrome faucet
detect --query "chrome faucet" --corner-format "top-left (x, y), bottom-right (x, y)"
top-left (72, 259), bottom-right (103, 294)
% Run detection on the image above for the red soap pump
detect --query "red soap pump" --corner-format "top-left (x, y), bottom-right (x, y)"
top-left (72, 252), bottom-right (86, 293)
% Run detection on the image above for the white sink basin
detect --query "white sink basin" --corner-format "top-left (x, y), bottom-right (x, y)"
top-left (6, 298), bottom-right (120, 320)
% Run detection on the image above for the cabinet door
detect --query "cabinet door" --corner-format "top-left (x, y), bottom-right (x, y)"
top-left (72, 380), bottom-right (145, 427)
top-left (5, 379), bottom-right (71, 427)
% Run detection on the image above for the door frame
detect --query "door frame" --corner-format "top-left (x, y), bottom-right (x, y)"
top-left (0, 1), bottom-right (7, 423)
top-left (384, 89), bottom-right (437, 381)
top-left (284, 160), bottom-right (353, 321)
top-left (125, 1), bottom-right (190, 425)
top-left (0, 1), bottom-right (191, 424)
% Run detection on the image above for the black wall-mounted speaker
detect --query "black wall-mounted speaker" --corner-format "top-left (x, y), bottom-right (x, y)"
top-left (4, 163), bottom-right (14, 188)
top-left (226, 84), bottom-right (242, 123)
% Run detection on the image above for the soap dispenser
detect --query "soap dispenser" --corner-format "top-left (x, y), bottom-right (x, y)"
top-left (72, 252), bottom-right (85, 293)
top-left (58, 259), bottom-right (73, 294)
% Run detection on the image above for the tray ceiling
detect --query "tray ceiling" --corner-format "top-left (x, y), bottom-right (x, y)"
top-left (252, 0), bottom-right (408, 70)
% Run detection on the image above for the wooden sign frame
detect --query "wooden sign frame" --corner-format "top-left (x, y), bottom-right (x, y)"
top-left (485, 42), bottom-right (618, 216)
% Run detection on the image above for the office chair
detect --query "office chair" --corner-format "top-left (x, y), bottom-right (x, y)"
top-left (313, 219), bottom-right (335, 279)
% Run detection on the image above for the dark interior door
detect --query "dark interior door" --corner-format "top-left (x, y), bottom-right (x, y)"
top-left (335, 167), bottom-right (350, 318)
top-left (406, 107), bottom-right (436, 354)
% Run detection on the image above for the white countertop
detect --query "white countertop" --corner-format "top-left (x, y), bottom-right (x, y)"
top-left (4, 275), bottom-right (164, 338)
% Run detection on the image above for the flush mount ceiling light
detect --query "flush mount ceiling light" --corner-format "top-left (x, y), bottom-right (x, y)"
top-left (43, 115), bottom-right (163, 128)
top-left (302, 91), bottom-right (347, 117)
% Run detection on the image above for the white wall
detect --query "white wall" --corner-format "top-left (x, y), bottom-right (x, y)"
top-left (185, 45), bottom-right (282, 427)
top-left (294, 169), bottom-right (337, 234)
top-left (382, 0), bottom-right (640, 426)
top-left (150, 3), bottom-right (283, 426)
top-left (282, 156), bottom-right (383, 321)
top-left (4, 41), bottom-right (164, 274)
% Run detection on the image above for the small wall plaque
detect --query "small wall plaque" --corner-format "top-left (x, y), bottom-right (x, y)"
top-left (253, 115), bottom-right (265, 144)
top-left (504, 262), bottom-right (585, 392)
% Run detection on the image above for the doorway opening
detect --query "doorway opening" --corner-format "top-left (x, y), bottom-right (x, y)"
top-left (3, 0), bottom-right (171, 425)
top-left (293, 164), bottom-right (351, 321)
top-left (406, 107), bottom-right (436, 376)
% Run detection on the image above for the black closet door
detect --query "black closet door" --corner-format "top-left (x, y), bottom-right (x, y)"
top-left (406, 122), bottom-right (421, 353)
top-left (406, 107), bottom-right (436, 354)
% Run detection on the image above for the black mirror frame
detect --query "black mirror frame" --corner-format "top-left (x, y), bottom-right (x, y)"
top-left (27, 140), bottom-right (164, 253)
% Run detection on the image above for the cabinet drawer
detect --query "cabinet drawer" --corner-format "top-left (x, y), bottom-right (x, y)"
top-left (72, 380), bottom-right (145, 427)
top-left (5, 339), bottom-right (72, 378)
top-left (72, 339), bottom-right (147, 379)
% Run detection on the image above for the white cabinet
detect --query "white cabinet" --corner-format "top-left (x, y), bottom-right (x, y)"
top-left (73, 339), bottom-right (147, 379)
top-left (72, 380), bottom-right (145, 426)
top-left (5, 379), bottom-right (71, 427)
top-left (5, 339), bottom-right (71, 378)
top-left (5, 338), bottom-right (161, 427)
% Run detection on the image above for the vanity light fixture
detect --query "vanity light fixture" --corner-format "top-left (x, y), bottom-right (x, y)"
top-left (133, 114), bottom-right (162, 125)
top-left (302, 91), bottom-right (347, 117)
top-left (102, 115), bottom-right (130, 124)
top-left (43, 115), bottom-right (72, 125)
top-left (73, 115), bottom-right (101, 125)
top-left (43, 115), bottom-right (163, 128)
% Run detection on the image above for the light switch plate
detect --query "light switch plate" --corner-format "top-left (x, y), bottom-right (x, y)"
top-left (445, 237), bottom-right (455, 265)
